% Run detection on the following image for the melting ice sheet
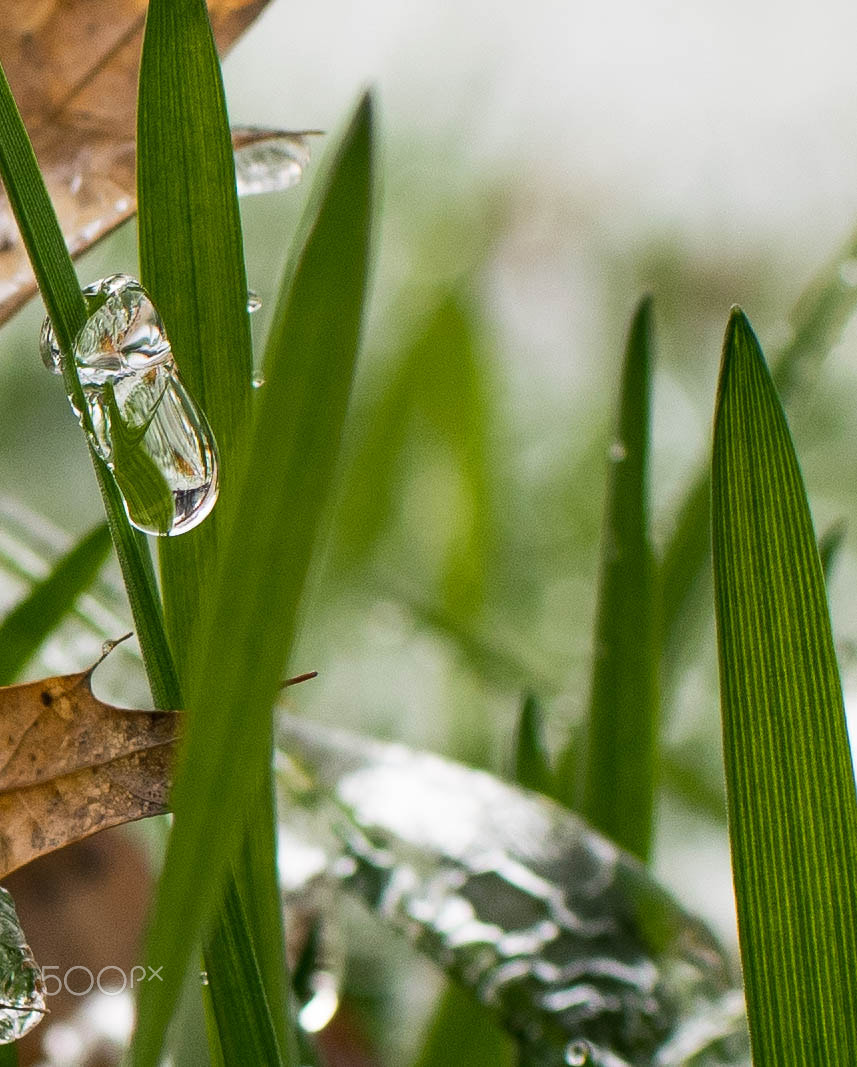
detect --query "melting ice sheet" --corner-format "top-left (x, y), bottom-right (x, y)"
top-left (276, 716), bottom-right (750, 1067)
top-left (0, 887), bottom-right (46, 1043)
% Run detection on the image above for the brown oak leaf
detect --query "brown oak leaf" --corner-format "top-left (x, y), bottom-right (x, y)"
top-left (0, 0), bottom-right (274, 323)
top-left (0, 663), bottom-right (178, 879)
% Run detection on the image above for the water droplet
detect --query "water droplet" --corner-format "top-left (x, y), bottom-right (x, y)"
top-left (199, 970), bottom-right (209, 986)
top-left (41, 275), bottom-right (219, 537)
top-left (233, 130), bottom-right (314, 195)
top-left (247, 290), bottom-right (262, 314)
top-left (297, 970), bottom-right (339, 1033)
top-left (840, 258), bottom-right (857, 287)
top-left (251, 374), bottom-right (266, 389)
top-left (608, 440), bottom-right (627, 463)
top-left (565, 1040), bottom-right (590, 1065)
top-left (0, 888), bottom-right (47, 1043)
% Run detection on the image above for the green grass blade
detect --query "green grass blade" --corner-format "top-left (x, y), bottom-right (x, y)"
top-left (819, 519), bottom-right (846, 581)
top-left (412, 984), bottom-right (515, 1067)
top-left (712, 308), bottom-right (857, 1062)
top-left (0, 522), bottom-right (111, 684)
top-left (135, 1), bottom-right (290, 1059)
top-left (0, 58), bottom-right (178, 709)
top-left (204, 880), bottom-right (286, 1066)
top-left (131, 92), bottom-right (374, 1066)
top-left (662, 226), bottom-right (857, 676)
top-left (514, 692), bottom-right (553, 795)
top-left (559, 297), bottom-right (658, 860)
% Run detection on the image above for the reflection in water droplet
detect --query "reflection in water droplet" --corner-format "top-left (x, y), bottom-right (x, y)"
top-left (247, 290), bottom-right (262, 314)
top-left (199, 971), bottom-right (210, 987)
top-left (0, 887), bottom-right (46, 1043)
top-left (40, 275), bottom-right (219, 536)
top-left (608, 440), bottom-right (627, 463)
top-left (565, 1040), bottom-right (590, 1065)
top-left (233, 130), bottom-right (313, 196)
top-left (251, 374), bottom-right (266, 389)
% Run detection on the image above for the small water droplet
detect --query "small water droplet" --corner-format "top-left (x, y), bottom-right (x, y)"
top-left (840, 258), bottom-right (857, 287)
top-left (565, 1040), bottom-right (590, 1065)
top-left (297, 970), bottom-right (339, 1033)
top-left (608, 440), bottom-right (627, 462)
top-left (199, 971), bottom-right (209, 986)
top-left (251, 374), bottom-right (266, 389)
top-left (247, 290), bottom-right (262, 314)
top-left (233, 130), bottom-right (313, 195)
top-left (41, 275), bottom-right (219, 536)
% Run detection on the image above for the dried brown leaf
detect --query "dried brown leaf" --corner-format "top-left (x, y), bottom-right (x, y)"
top-left (0, 664), bottom-right (178, 879)
top-left (0, 0), bottom-right (272, 322)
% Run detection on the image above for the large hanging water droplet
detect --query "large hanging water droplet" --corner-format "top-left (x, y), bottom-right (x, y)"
top-left (40, 274), bottom-right (219, 537)
top-left (0, 888), bottom-right (46, 1043)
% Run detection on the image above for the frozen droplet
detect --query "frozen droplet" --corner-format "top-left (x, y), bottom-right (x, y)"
top-left (840, 258), bottom-right (857, 287)
top-left (41, 275), bottom-right (219, 537)
top-left (565, 1041), bottom-right (590, 1065)
top-left (0, 887), bottom-right (47, 1043)
top-left (233, 129), bottom-right (314, 195)
top-left (199, 971), bottom-right (209, 987)
top-left (608, 440), bottom-right (627, 463)
top-left (251, 374), bottom-right (266, 389)
top-left (247, 290), bottom-right (262, 314)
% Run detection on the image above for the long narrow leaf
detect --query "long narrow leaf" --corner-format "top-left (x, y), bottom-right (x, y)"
top-left (131, 93), bottom-right (374, 1066)
top-left (712, 308), bottom-right (857, 1062)
top-left (663, 223), bottom-right (857, 677)
top-left (0, 58), bottom-right (178, 708)
top-left (558, 297), bottom-right (657, 860)
top-left (135, 0), bottom-right (289, 1058)
top-left (0, 522), bottom-right (110, 684)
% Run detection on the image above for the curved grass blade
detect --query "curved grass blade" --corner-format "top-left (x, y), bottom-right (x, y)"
top-left (136, 0), bottom-right (291, 1059)
top-left (663, 223), bottom-right (857, 677)
top-left (557, 297), bottom-right (658, 861)
top-left (277, 714), bottom-right (749, 1067)
top-left (514, 692), bottom-right (554, 795)
top-left (0, 56), bottom-right (178, 708)
top-left (712, 308), bottom-right (857, 1062)
top-left (0, 522), bottom-right (110, 685)
top-left (131, 93), bottom-right (375, 1067)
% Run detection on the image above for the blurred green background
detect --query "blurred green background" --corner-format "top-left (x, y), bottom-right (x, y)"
top-left (5, 0), bottom-right (857, 1060)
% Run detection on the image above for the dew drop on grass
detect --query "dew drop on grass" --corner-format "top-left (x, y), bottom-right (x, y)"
top-left (247, 289), bottom-right (262, 313)
top-left (565, 1041), bottom-right (590, 1065)
top-left (251, 374), bottom-right (266, 389)
top-left (0, 887), bottom-right (46, 1043)
top-left (608, 440), bottom-right (627, 462)
top-left (233, 130), bottom-right (313, 196)
top-left (199, 971), bottom-right (209, 987)
top-left (40, 274), bottom-right (219, 536)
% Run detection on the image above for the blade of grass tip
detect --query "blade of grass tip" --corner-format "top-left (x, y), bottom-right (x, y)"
top-left (662, 223), bottom-right (857, 683)
top-left (818, 519), bottom-right (846, 582)
top-left (131, 92), bottom-right (374, 1067)
top-left (0, 58), bottom-right (179, 709)
top-left (514, 692), bottom-right (554, 795)
top-left (411, 983), bottom-right (515, 1067)
top-left (0, 522), bottom-right (110, 684)
top-left (557, 297), bottom-right (658, 861)
top-left (138, 0), bottom-right (254, 666)
top-left (136, 0), bottom-right (290, 1057)
top-left (712, 308), bottom-right (857, 1062)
